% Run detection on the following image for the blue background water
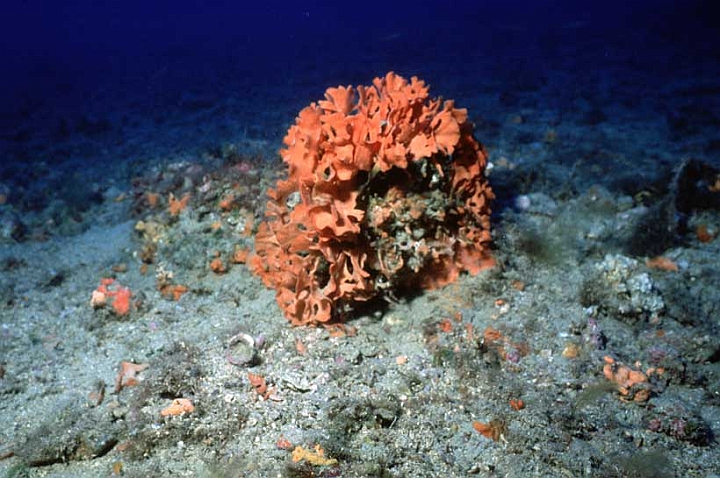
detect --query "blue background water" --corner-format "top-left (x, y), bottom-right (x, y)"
top-left (0, 0), bottom-right (718, 222)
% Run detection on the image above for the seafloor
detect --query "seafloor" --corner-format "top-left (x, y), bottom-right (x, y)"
top-left (1, 12), bottom-right (720, 478)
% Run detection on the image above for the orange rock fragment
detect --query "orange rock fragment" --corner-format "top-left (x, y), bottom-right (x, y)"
top-left (91, 278), bottom-right (133, 316)
top-left (145, 192), bottom-right (160, 208)
top-left (160, 398), bottom-right (195, 417)
top-left (231, 247), bottom-right (250, 264)
top-left (481, 326), bottom-right (528, 362)
top-left (483, 327), bottom-right (505, 343)
top-left (90, 289), bottom-right (108, 309)
top-left (248, 372), bottom-right (276, 400)
top-left (602, 356), bottom-right (653, 402)
top-left (167, 193), bottom-right (190, 216)
top-left (324, 323), bottom-right (357, 338)
top-left (472, 418), bottom-right (507, 441)
top-left (111, 287), bottom-right (132, 315)
top-left (438, 318), bottom-right (453, 333)
top-left (696, 223), bottom-right (715, 243)
top-left (218, 193), bottom-right (236, 211)
top-left (291, 444), bottom-right (338, 466)
top-left (114, 361), bottom-right (149, 393)
top-left (159, 284), bottom-right (189, 301)
top-left (276, 435), bottom-right (293, 450)
top-left (209, 257), bottom-right (227, 274)
top-left (645, 256), bottom-right (678, 272)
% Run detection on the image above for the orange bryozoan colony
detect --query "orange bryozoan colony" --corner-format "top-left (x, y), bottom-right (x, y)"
top-left (251, 72), bottom-right (494, 326)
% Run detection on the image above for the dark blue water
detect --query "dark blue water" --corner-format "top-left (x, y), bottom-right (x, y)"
top-left (0, 0), bottom-right (718, 225)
